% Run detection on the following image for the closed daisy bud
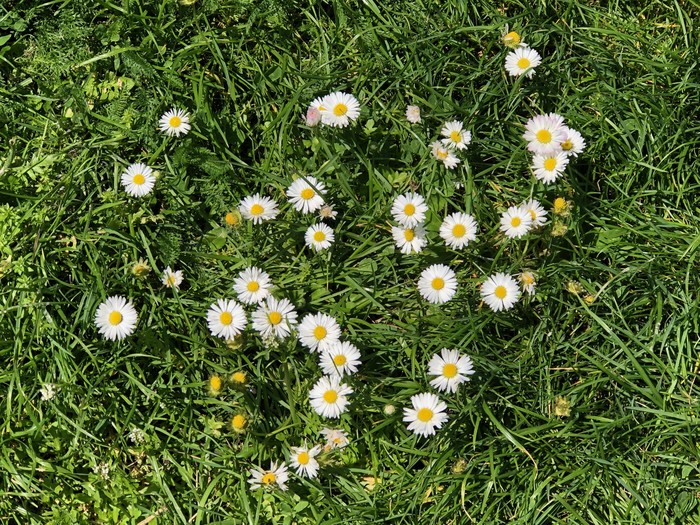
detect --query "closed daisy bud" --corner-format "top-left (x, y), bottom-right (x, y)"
top-left (502, 30), bottom-right (522, 48)
top-left (519, 271), bottom-right (536, 295)
top-left (552, 197), bottom-right (570, 215)
top-left (304, 105), bottom-right (322, 127)
top-left (553, 396), bottom-right (571, 417)
top-left (405, 105), bottom-right (421, 124)
top-left (131, 258), bottom-right (151, 278)
top-left (208, 374), bottom-right (223, 396)
top-left (230, 371), bottom-right (247, 385)
top-left (231, 413), bottom-right (248, 433)
top-left (224, 210), bottom-right (242, 227)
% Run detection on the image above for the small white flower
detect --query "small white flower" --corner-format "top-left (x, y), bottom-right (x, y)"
top-left (40, 383), bottom-right (57, 401)
top-left (523, 114), bottom-right (567, 155)
top-left (251, 297), bottom-right (298, 339)
top-left (305, 223), bottom-right (335, 251)
top-left (94, 296), bottom-right (138, 341)
top-left (500, 205), bottom-right (533, 239)
top-left (481, 273), bottom-right (521, 312)
top-left (289, 445), bottom-right (322, 478)
top-left (439, 212), bottom-right (478, 249)
top-left (440, 120), bottom-right (472, 150)
top-left (320, 91), bottom-right (361, 128)
top-left (121, 163), bottom-right (155, 198)
top-left (207, 299), bottom-right (247, 339)
top-left (92, 462), bottom-right (111, 480)
top-left (304, 106), bottom-right (322, 127)
top-left (318, 203), bottom-right (338, 221)
top-left (391, 193), bottom-right (428, 228)
top-left (320, 427), bottom-right (349, 449)
top-left (418, 264), bottom-right (458, 304)
top-left (128, 428), bottom-right (146, 445)
top-left (431, 141), bottom-right (461, 169)
top-left (239, 193), bottom-right (279, 224)
top-left (248, 462), bottom-right (289, 491)
top-left (392, 224), bottom-right (427, 254)
top-left (505, 46), bottom-right (542, 78)
top-left (428, 348), bottom-right (475, 393)
top-left (161, 266), bottom-right (184, 289)
top-left (319, 341), bottom-right (361, 377)
top-left (286, 176), bottom-right (326, 214)
top-left (233, 267), bottom-right (272, 305)
top-left (519, 271), bottom-right (536, 295)
top-left (559, 126), bottom-right (586, 157)
top-left (298, 312), bottom-right (342, 353)
top-left (159, 108), bottom-right (191, 137)
top-left (532, 152), bottom-right (569, 184)
top-left (403, 392), bottom-right (448, 437)
top-left (520, 199), bottom-right (548, 228)
top-left (405, 105), bottom-right (421, 124)
top-left (309, 375), bottom-right (353, 418)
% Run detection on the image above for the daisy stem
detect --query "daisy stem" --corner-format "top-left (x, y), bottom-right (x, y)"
top-left (282, 359), bottom-right (296, 421)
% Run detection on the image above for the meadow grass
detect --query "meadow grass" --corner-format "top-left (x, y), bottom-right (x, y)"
top-left (1, 0), bottom-right (699, 523)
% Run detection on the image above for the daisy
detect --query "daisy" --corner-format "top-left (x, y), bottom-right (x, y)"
top-left (439, 212), bottom-right (478, 249)
top-left (94, 296), bottom-right (138, 341)
top-left (392, 224), bottom-right (427, 254)
top-left (532, 151), bottom-right (569, 184)
top-left (161, 266), bottom-right (184, 289)
top-left (239, 193), bottom-right (279, 224)
top-left (406, 105), bottom-right (421, 124)
top-left (559, 126), bottom-right (586, 157)
top-left (248, 462), bottom-right (289, 491)
top-left (233, 267), bottom-right (271, 305)
top-left (320, 428), bottom-right (349, 450)
top-left (440, 120), bottom-right (472, 150)
top-left (251, 297), bottom-right (298, 339)
top-left (391, 193), bottom-right (427, 228)
top-left (319, 341), bottom-right (362, 377)
top-left (286, 176), bottom-right (326, 214)
top-left (505, 46), bottom-right (542, 78)
top-left (403, 392), bottom-right (448, 437)
top-left (159, 108), bottom-right (191, 137)
top-left (305, 223), bottom-right (334, 251)
top-left (431, 141), bottom-right (460, 169)
top-left (298, 312), bottom-right (341, 352)
top-left (289, 445), bottom-right (322, 478)
top-left (500, 205), bottom-right (533, 239)
top-left (309, 375), bottom-right (353, 418)
top-left (310, 95), bottom-right (328, 112)
top-left (207, 299), bottom-right (247, 339)
top-left (481, 273), bottom-right (521, 312)
top-left (428, 348), bottom-right (475, 394)
top-left (304, 106), bottom-right (321, 127)
top-left (502, 30), bottom-right (524, 48)
top-left (520, 199), bottom-right (548, 228)
top-left (523, 114), bottom-right (567, 155)
top-left (519, 271), bottom-right (536, 295)
top-left (120, 163), bottom-right (155, 198)
top-left (318, 203), bottom-right (338, 221)
top-left (231, 413), bottom-right (247, 433)
top-left (418, 264), bottom-right (458, 304)
top-left (320, 91), bottom-right (360, 128)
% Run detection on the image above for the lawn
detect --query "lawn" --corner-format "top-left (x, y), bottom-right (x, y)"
top-left (1, 0), bottom-right (699, 523)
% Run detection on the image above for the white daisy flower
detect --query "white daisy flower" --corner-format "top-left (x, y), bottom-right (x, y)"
top-left (161, 266), bottom-right (184, 289)
top-left (403, 392), bottom-right (448, 437)
top-left (440, 120), bottom-right (472, 150)
top-left (431, 141), bottom-right (461, 169)
top-left (439, 212), bottom-right (478, 249)
top-left (298, 312), bottom-right (341, 353)
top-left (320, 91), bottom-right (360, 128)
top-left (286, 176), bottom-right (326, 214)
top-left (392, 224), bottom-right (427, 254)
top-left (559, 126), bottom-right (586, 157)
top-left (505, 46), bottom-right (542, 78)
top-left (481, 273), bottom-right (521, 312)
top-left (309, 375), bottom-right (353, 418)
top-left (251, 297), bottom-right (298, 339)
top-left (239, 193), bottom-right (279, 224)
top-left (500, 205), bottom-right (533, 239)
top-left (310, 95), bottom-right (329, 112)
top-left (523, 114), bottom-right (567, 155)
top-left (391, 193), bottom-right (428, 228)
top-left (248, 462), bottom-right (289, 491)
top-left (405, 105), bottom-right (421, 124)
top-left (305, 223), bottom-right (334, 252)
top-left (320, 428), bottom-right (349, 450)
top-left (521, 199), bottom-right (548, 228)
top-left (206, 299), bottom-right (247, 339)
top-left (233, 267), bottom-right (271, 305)
top-left (519, 271), bottom-right (536, 295)
top-left (289, 445), bottom-right (322, 478)
top-left (428, 348), bottom-right (475, 394)
top-left (532, 151), bottom-right (569, 184)
top-left (159, 108), bottom-right (191, 137)
top-left (120, 163), bottom-right (155, 198)
top-left (418, 264), bottom-right (458, 304)
top-left (94, 296), bottom-right (138, 341)
top-left (320, 341), bottom-right (361, 377)
top-left (304, 106), bottom-right (322, 127)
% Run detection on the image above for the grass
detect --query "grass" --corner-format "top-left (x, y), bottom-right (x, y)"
top-left (1, 0), bottom-right (700, 523)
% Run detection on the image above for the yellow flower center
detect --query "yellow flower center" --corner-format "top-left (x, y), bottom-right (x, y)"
top-left (323, 390), bottom-right (338, 403)
top-left (300, 188), bottom-right (315, 200)
top-left (417, 408), bottom-right (433, 422)
top-left (543, 158), bottom-right (557, 171)
top-left (452, 224), bottom-right (466, 237)
top-left (297, 452), bottom-right (310, 465)
top-left (443, 363), bottom-right (458, 378)
top-left (108, 311), bottom-right (122, 325)
top-left (436, 149), bottom-right (448, 160)
top-left (250, 203), bottom-right (264, 216)
top-left (561, 140), bottom-right (573, 151)
top-left (553, 197), bottom-right (567, 213)
top-left (431, 277), bottom-right (445, 290)
top-left (529, 210), bottom-right (537, 220)
top-left (268, 311), bottom-right (282, 325)
top-left (404, 229), bottom-right (415, 241)
top-left (313, 231), bottom-right (326, 242)
top-left (232, 414), bottom-right (246, 430)
top-left (511, 217), bottom-right (521, 227)
top-left (225, 212), bottom-right (238, 226)
top-left (494, 285), bottom-right (507, 299)
top-left (449, 130), bottom-right (462, 143)
top-left (133, 174), bottom-right (145, 185)
top-left (404, 203), bottom-right (415, 216)
top-left (231, 372), bottom-right (246, 384)
top-left (503, 31), bottom-right (521, 46)
top-left (210, 376), bottom-right (222, 391)
top-left (536, 129), bottom-right (552, 144)
top-left (521, 273), bottom-right (535, 285)
top-left (169, 116), bottom-right (182, 128)
top-left (166, 274), bottom-right (177, 286)
top-left (246, 281), bottom-right (260, 292)
top-left (333, 354), bottom-right (347, 366)
top-left (517, 57), bottom-right (531, 69)
top-left (333, 103), bottom-right (348, 116)
top-left (314, 326), bottom-right (327, 340)
top-left (261, 472), bottom-right (276, 485)
top-left (220, 312), bottom-right (233, 325)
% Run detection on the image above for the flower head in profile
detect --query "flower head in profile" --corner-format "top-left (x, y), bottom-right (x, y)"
top-left (233, 267), bottom-right (271, 305)
top-left (431, 141), bottom-right (460, 169)
top-left (248, 462), bottom-right (288, 491)
top-left (95, 296), bottom-right (138, 341)
top-left (207, 299), bottom-right (247, 339)
top-left (309, 375), bottom-right (353, 418)
top-left (439, 212), bottom-right (478, 249)
top-left (251, 297), bottom-right (298, 339)
top-left (418, 264), bottom-right (458, 304)
top-left (523, 114), bottom-right (567, 155)
top-left (159, 108), bottom-right (191, 137)
top-left (440, 121), bottom-right (472, 150)
top-left (403, 392), bottom-right (448, 437)
top-left (121, 163), bottom-right (155, 198)
top-left (481, 273), bottom-right (521, 312)
top-left (505, 46), bottom-right (542, 78)
top-left (305, 223), bottom-right (335, 252)
top-left (287, 176), bottom-right (326, 214)
top-left (405, 105), bottom-right (421, 124)
top-left (318, 203), bottom-right (338, 221)
top-left (320, 427), bottom-right (349, 450)
top-left (500, 205), bottom-right (533, 239)
top-left (239, 193), bottom-right (279, 224)
top-left (391, 193), bottom-right (428, 228)
top-left (392, 224), bottom-right (427, 254)
top-left (320, 91), bottom-right (360, 128)
top-left (519, 271), bottom-right (537, 295)
top-left (161, 266), bottom-right (184, 289)
top-left (428, 348), bottom-right (475, 393)
top-left (289, 445), bottom-right (322, 478)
